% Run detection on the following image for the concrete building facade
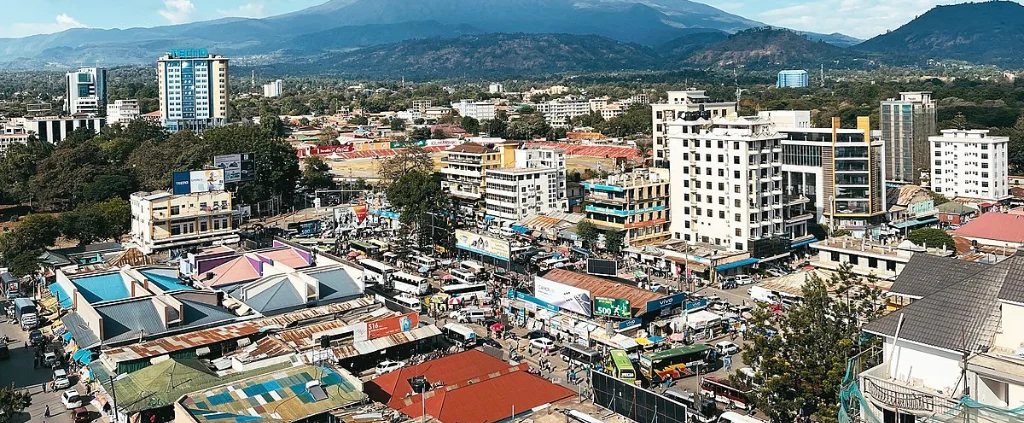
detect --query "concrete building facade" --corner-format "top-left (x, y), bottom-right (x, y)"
top-left (583, 168), bottom-right (671, 247)
top-left (106, 100), bottom-right (141, 124)
top-left (130, 190), bottom-right (239, 254)
top-left (157, 49), bottom-right (229, 132)
top-left (930, 129), bottom-right (1011, 203)
top-left (881, 92), bottom-right (936, 185)
top-left (65, 67), bottom-right (107, 115)
top-left (652, 90), bottom-right (737, 168)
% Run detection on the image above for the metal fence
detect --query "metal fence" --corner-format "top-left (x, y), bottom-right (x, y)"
top-left (591, 371), bottom-right (692, 423)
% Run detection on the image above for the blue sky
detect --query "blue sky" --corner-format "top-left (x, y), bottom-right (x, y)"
top-left (0, 0), bottom-right (1015, 39)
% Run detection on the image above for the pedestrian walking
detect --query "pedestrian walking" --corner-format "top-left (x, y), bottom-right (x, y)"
top-left (42, 381), bottom-right (47, 393)
top-left (44, 405), bottom-right (50, 417)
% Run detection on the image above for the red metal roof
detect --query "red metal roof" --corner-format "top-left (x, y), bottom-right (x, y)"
top-left (951, 212), bottom-right (1024, 243)
top-left (367, 350), bottom-right (514, 407)
top-left (397, 370), bottom-right (575, 423)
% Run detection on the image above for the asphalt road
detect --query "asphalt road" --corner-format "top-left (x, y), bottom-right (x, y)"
top-left (0, 312), bottom-right (100, 423)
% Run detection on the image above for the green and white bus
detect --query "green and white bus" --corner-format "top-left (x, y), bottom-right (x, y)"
top-left (607, 349), bottom-right (637, 384)
top-left (639, 343), bottom-right (716, 382)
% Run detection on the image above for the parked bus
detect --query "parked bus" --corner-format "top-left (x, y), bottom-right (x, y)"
top-left (607, 349), bottom-right (637, 384)
top-left (700, 376), bottom-right (754, 410)
top-left (663, 390), bottom-right (718, 423)
top-left (639, 343), bottom-right (716, 382)
top-left (460, 260), bottom-right (486, 275)
top-left (449, 268), bottom-right (477, 285)
top-left (368, 239), bottom-right (389, 253)
top-left (412, 256), bottom-right (437, 271)
top-left (350, 240), bottom-right (380, 257)
top-left (442, 323), bottom-right (478, 347)
top-left (390, 271), bottom-right (430, 296)
top-left (560, 344), bottom-right (602, 368)
top-left (441, 283), bottom-right (490, 302)
top-left (393, 294), bottom-right (423, 313)
top-left (359, 259), bottom-right (394, 287)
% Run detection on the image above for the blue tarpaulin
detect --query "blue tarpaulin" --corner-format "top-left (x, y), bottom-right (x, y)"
top-left (62, 332), bottom-right (73, 342)
top-left (72, 349), bottom-right (91, 364)
top-left (715, 257), bottom-right (759, 272)
top-left (511, 225), bottom-right (529, 234)
top-left (791, 237), bottom-right (818, 248)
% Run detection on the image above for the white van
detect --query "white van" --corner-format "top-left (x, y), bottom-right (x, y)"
top-left (500, 227), bottom-right (515, 238)
top-left (747, 286), bottom-right (780, 305)
top-left (450, 308), bottom-right (494, 323)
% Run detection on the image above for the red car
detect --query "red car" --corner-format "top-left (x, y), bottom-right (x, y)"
top-left (70, 407), bottom-right (91, 423)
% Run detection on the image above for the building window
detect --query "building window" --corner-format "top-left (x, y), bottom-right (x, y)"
top-left (735, 242), bottom-right (744, 250)
top-left (886, 260), bottom-right (897, 272)
top-left (170, 206), bottom-right (180, 215)
top-left (735, 213), bottom-right (741, 222)
top-left (831, 252), bottom-right (840, 262)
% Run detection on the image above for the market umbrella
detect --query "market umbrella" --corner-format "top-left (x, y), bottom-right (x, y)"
top-left (441, 274), bottom-right (453, 280)
top-left (347, 251), bottom-right (360, 258)
top-left (448, 297), bottom-right (461, 305)
top-left (490, 323), bottom-right (505, 333)
top-left (669, 333), bottom-right (686, 342)
top-left (418, 266), bottom-right (430, 274)
top-left (742, 311), bottom-right (753, 320)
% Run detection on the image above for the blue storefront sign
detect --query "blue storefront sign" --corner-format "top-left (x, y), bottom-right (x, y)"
top-left (644, 292), bottom-right (686, 315)
top-left (617, 317), bottom-right (642, 330)
top-left (686, 298), bottom-right (709, 311)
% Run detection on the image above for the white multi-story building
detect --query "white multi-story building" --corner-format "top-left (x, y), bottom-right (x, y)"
top-left (666, 115), bottom-right (784, 254)
top-left (930, 129), bottom-right (1010, 202)
top-left (130, 190), bottom-right (239, 254)
top-left (484, 167), bottom-right (562, 223)
top-left (652, 90), bottom-right (737, 168)
top-left (411, 99), bottom-right (433, 112)
top-left (588, 97), bottom-right (609, 113)
top-left (106, 100), bottom-right (141, 124)
top-left (527, 97), bottom-right (591, 127)
top-left (0, 124), bottom-right (30, 156)
top-left (157, 49), bottom-right (229, 132)
top-left (262, 79), bottom-right (283, 97)
top-left (757, 110), bottom-right (810, 128)
top-left (514, 148), bottom-right (567, 210)
top-left (65, 67), bottom-right (106, 115)
top-left (488, 83), bottom-right (504, 94)
top-left (13, 115), bottom-right (105, 144)
top-left (451, 100), bottom-right (496, 122)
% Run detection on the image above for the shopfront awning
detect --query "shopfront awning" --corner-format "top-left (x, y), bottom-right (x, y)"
top-left (512, 225), bottom-right (529, 234)
top-left (72, 349), bottom-right (92, 365)
top-left (791, 237), bottom-right (818, 248)
top-left (890, 216), bottom-right (939, 229)
top-left (714, 257), bottom-right (758, 272)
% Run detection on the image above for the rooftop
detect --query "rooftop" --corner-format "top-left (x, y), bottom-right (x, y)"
top-left (539, 269), bottom-right (663, 316)
top-left (952, 213), bottom-right (1024, 243)
top-left (889, 254), bottom-right (989, 299)
top-left (367, 350), bottom-right (512, 407)
top-left (178, 365), bottom-right (365, 423)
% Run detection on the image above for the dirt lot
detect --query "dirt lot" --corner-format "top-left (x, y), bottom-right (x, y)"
top-left (328, 152), bottom-right (614, 181)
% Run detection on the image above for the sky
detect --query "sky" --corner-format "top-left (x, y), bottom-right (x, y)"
top-left (0, 0), bottom-right (1018, 40)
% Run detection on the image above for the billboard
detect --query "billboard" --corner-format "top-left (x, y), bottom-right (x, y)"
top-left (644, 292), bottom-right (686, 315)
top-left (172, 169), bottom-right (225, 194)
top-left (587, 258), bottom-right (617, 277)
top-left (535, 276), bottom-right (592, 317)
top-left (455, 230), bottom-right (510, 261)
top-left (214, 153), bottom-right (256, 183)
top-left (593, 296), bottom-right (631, 318)
top-left (367, 312), bottom-right (419, 340)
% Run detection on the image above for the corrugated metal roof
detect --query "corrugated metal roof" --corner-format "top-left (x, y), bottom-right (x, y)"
top-left (64, 312), bottom-right (101, 349)
top-left (307, 267), bottom-right (363, 303)
top-left (104, 297), bottom-right (377, 363)
top-left (97, 299), bottom-right (165, 341)
top-left (244, 278), bottom-right (304, 314)
top-left (541, 269), bottom-right (663, 315)
top-left (368, 349), bottom-right (517, 407)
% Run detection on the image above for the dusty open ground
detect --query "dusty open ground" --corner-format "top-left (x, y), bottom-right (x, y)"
top-left (328, 152), bottom-right (616, 181)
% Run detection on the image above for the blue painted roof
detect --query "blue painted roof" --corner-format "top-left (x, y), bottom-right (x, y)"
top-left (243, 279), bottom-right (303, 315)
top-left (142, 270), bottom-right (193, 292)
top-left (311, 268), bottom-right (363, 304)
top-left (50, 283), bottom-right (73, 308)
top-left (72, 273), bottom-right (130, 303)
top-left (179, 299), bottom-right (236, 327)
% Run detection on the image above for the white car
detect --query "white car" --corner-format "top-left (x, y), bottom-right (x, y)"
top-left (766, 268), bottom-right (786, 278)
top-left (53, 369), bottom-right (71, 390)
top-left (716, 341), bottom-right (741, 356)
top-left (529, 337), bottom-right (556, 351)
top-left (375, 360), bottom-right (406, 376)
top-left (61, 389), bottom-right (83, 409)
top-left (735, 275), bottom-right (754, 285)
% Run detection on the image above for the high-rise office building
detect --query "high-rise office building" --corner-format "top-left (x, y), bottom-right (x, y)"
top-left (263, 79), bottom-right (283, 98)
top-left (157, 49), bottom-right (229, 132)
top-left (651, 90), bottom-right (737, 168)
top-left (65, 67), bottom-right (107, 115)
top-left (777, 70), bottom-right (809, 88)
top-left (881, 92), bottom-right (936, 185)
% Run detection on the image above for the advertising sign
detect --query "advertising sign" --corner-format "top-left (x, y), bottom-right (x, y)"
top-left (455, 230), bottom-right (510, 261)
top-left (172, 169), bottom-right (225, 195)
top-left (593, 297), bottom-right (631, 318)
top-left (644, 292), bottom-right (686, 315)
top-left (367, 312), bottom-right (419, 340)
top-left (214, 153), bottom-right (256, 183)
top-left (587, 259), bottom-right (617, 277)
top-left (509, 290), bottom-right (560, 313)
top-left (535, 276), bottom-right (592, 317)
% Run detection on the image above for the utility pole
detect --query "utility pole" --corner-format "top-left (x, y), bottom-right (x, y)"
top-left (109, 375), bottom-right (119, 423)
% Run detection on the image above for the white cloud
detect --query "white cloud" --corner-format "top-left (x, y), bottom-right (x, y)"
top-left (0, 13), bottom-right (86, 38)
top-left (159, 0), bottom-right (196, 24)
top-left (217, 2), bottom-right (267, 18)
top-left (756, 0), bottom-right (994, 39)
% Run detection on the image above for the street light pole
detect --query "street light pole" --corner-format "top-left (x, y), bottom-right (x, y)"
top-left (109, 375), bottom-right (118, 423)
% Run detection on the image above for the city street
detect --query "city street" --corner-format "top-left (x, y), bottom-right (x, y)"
top-left (0, 311), bottom-right (96, 423)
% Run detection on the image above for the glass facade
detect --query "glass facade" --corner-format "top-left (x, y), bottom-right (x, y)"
top-left (782, 144), bottom-right (822, 167)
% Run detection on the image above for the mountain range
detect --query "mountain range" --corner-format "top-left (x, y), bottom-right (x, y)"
top-left (0, 0), bottom-right (1021, 76)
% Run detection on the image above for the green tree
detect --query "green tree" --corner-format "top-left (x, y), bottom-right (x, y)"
top-left (128, 129), bottom-right (209, 191)
top-left (483, 119), bottom-right (508, 138)
top-left (377, 144), bottom-right (434, 184)
top-left (908, 227), bottom-right (955, 250)
top-left (300, 156), bottom-right (336, 192)
top-left (0, 383), bottom-right (32, 423)
top-left (431, 128), bottom-right (447, 139)
top-left (92, 198), bottom-right (131, 240)
top-left (575, 220), bottom-right (599, 250)
top-left (386, 169), bottom-right (449, 230)
top-left (413, 118), bottom-right (425, 125)
top-left (259, 113), bottom-right (286, 138)
top-left (603, 229), bottom-right (624, 254)
top-left (201, 125), bottom-right (302, 205)
top-left (928, 191), bottom-right (949, 206)
top-left (0, 138), bottom-right (53, 203)
top-left (460, 116), bottom-right (480, 135)
top-left (30, 142), bottom-right (111, 210)
top-left (571, 111), bottom-right (604, 128)
top-left (410, 127), bottom-right (431, 140)
top-left (60, 205), bottom-right (107, 246)
top-left (740, 263), bottom-right (880, 423)
top-left (507, 113), bottom-right (550, 140)
top-left (390, 118), bottom-right (406, 131)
